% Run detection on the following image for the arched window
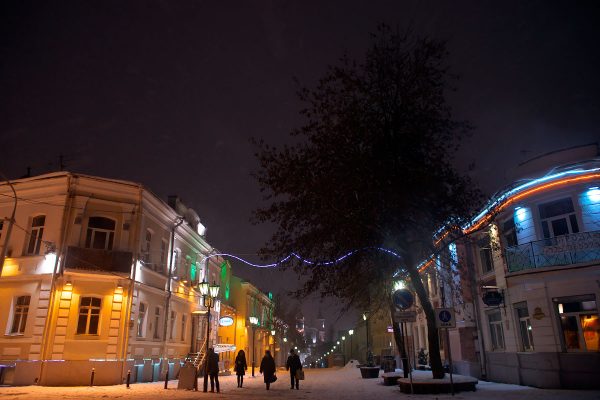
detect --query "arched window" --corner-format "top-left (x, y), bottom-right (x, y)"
top-left (26, 215), bottom-right (45, 255)
top-left (85, 217), bottom-right (116, 250)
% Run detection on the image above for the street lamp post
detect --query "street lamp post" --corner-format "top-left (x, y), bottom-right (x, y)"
top-left (249, 316), bottom-right (258, 377)
top-left (270, 329), bottom-right (276, 364)
top-left (342, 336), bottom-right (346, 364)
top-left (348, 329), bottom-right (354, 360)
top-left (363, 313), bottom-right (373, 365)
top-left (199, 279), bottom-right (220, 393)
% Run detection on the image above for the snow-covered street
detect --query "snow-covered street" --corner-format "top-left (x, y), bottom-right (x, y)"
top-left (1, 367), bottom-right (599, 400)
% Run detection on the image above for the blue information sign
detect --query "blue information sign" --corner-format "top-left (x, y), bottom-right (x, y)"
top-left (393, 289), bottom-right (414, 310)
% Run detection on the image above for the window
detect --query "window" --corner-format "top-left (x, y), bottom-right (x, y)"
top-left (514, 302), bottom-right (534, 351)
top-left (169, 311), bottom-right (176, 340)
top-left (85, 217), bottom-right (116, 250)
top-left (137, 303), bottom-right (147, 337)
top-left (502, 218), bottom-right (518, 247)
top-left (538, 198), bottom-right (579, 239)
top-left (478, 238), bottom-right (494, 274)
top-left (10, 295), bottom-right (30, 334)
top-left (487, 310), bottom-right (505, 350)
top-left (172, 249), bottom-right (180, 276)
top-left (77, 297), bottom-right (101, 335)
top-left (26, 216), bottom-right (45, 255)
top-left (160, 239), bottom-right (168, 273)
top-left (143, 229), bottom-right (152, 264)
top-left (153, 306), bottom-right (161, 339)
top-left (555, 295), bottom-right (599, 351)
top-left (180, 314), bottom-right (186, 341)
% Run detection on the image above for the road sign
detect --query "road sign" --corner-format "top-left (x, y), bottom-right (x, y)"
top-left (394, 310), bottom-right (417, 322)
top-left (435, 307), bottom-right (456, 328)
top-left (393, 289), bottom-right (414, 310)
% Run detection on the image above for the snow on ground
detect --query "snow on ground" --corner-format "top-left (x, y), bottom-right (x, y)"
top-left (1, 367), bottom-right (599, 400)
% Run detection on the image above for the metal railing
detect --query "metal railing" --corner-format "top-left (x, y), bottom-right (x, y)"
top-left (505, 230), bottom-right (600, 272)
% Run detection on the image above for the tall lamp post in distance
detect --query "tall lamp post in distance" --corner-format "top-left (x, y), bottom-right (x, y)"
top-left (249, 316), bottom-right (258, 377)
top-left (348, 329), bottom-right (354, 360)
top-left (363, 313), bottom-right (373, 365)
top-left (199, 279), bottom-right (220, 393)
top-left (342, 336), bottom-right (346, 364)
top-left (270, 329), bottom-right (276, 364)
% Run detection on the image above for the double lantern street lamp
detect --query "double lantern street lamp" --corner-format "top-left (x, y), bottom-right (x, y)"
top-left (199, 279), bottom-right (220, 393)
top-left (249, 316), bottom-right (259, 377)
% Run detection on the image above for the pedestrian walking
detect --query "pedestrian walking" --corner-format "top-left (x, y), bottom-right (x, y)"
top-left (286, 348), bottom-right (302, 390)
top-left (234, 349), bottom-right (248, 388)
top-left (207, 348), bottom-right (220, 393)
top-left (259, 350), bottom-right (276, 390)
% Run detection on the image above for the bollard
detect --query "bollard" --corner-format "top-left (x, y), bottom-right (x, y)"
top-left (164, 367), bottom-right (169, 389)
top-left (126, 369), bottom-right (131, 389)
top-left (90, 368), bottom-right (95, 387)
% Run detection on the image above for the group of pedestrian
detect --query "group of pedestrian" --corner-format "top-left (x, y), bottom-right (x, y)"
top-left (231, 347), bottom-right (303, 391)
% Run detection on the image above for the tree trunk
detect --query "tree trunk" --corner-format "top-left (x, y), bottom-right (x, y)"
top-left (389, 302), bottom-right (409, 378)
top-left (406, 257), bottom-right (445, 379)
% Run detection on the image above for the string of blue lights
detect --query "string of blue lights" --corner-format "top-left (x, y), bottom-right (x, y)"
top-left (199, 247), bottom-right (403, 268)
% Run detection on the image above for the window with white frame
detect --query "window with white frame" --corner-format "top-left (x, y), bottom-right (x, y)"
top-left (85, 217), bottom-right (116, 250)
top-left (169, 311), bottom-right (176, 340)
top-left (10, 295), bottom-right (30, 334)
top-left (77, 297), bottom-right (101, 335)
top-left (514, 302), bottom-right (534, 351)
top-left (487, 309), bottom-right (505, 350)
top-left (26, 215), bottom-right (45, 255)
top-left (555, 295), bottom-right (598, 352)
top-left (538, 197), bottom-right (579, 238)
top-left (180, 314), bottom-right (186, 341)
top-left (502, 218), bottom-right (518, 247)
top-left (160, 239), bottom-right (168, 273)
top-left (143, 229), bottom-right (152, 264)
top-left (153, 306), bottom-right (161, 339)
top-left (137, 302), bottom-right (147, 337)
top-left (478, 237), bottom-right (494, 274)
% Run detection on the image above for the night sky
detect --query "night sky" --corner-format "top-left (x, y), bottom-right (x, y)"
top-left (1, 1), bottom-right (599, 329)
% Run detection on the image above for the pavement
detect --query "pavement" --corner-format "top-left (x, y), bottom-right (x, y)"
top-left (0, 367), bottom-right (599, 399)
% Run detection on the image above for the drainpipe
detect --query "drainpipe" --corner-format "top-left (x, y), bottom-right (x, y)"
top-left (161, 216), bottom-right (184, 374)
top-left (0, 172), bottom-right (17, 277)
top-left (39, 174), bottom-right (74, 383)
top-left (466, 240), bottom-right (487, 380)
top-left (120, 184), bottom-right (144, 381)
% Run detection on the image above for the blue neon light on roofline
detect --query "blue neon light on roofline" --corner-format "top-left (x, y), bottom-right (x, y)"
top-left (464, 166), bottom-right (600, 230)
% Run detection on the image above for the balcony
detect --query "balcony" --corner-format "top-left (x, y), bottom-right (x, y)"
top-left (505, 230), bottom-right (600, 273)
top-left (64, 246), bottom-right (133, 274)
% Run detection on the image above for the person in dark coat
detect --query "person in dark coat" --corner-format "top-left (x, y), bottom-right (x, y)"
top-left (286, 348), bottom-right (302, 390)
top-left (234, 349), bottom-right (248, 388)
top-left (207, 348), bottom-right (220, 393)
top-left (259, 350), bottom-right (276, 390)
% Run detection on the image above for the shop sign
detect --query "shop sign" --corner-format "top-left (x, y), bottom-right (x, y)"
top-left (482, 291), bottom-right (504, 307)
top-left (219, 316), bottom-right (234, 326)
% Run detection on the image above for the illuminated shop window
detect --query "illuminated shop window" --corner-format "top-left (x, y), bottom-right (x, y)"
top-left (26, 215), bottom-right (45, 255)
top-left (85, 217), bottom-right (115, 250)
top-left (514, 302), bottom-right (534, 351)
top-left (555, 295), bottom-right (598, 352)
top-left (10, 295), bottom-right (30, 334)
top-left (77, 297), bottom-right (101, 335)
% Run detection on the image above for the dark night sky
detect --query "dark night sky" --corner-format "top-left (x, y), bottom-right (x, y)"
top-left (1, 1), bottom-right (599, 330)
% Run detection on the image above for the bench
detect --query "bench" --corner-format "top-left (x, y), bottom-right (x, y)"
top-left (381, 372), bottom-right (403, 386)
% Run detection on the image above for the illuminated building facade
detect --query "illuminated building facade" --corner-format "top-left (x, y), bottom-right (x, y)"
top-left (413, 144), bottom-right (600, 389)
top-left (0, 172), bottom-right (225, 385)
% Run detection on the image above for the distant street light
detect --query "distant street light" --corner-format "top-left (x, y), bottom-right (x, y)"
top-left (349, 329), bottom-right (354, 360)
top-left (249, 316), bottom-right (258, 377)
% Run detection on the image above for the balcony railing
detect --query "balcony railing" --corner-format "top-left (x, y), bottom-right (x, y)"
top-left (505, 230), bottom-right (600, 273)
top-left (64, 246), bottom-right (133, 274)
